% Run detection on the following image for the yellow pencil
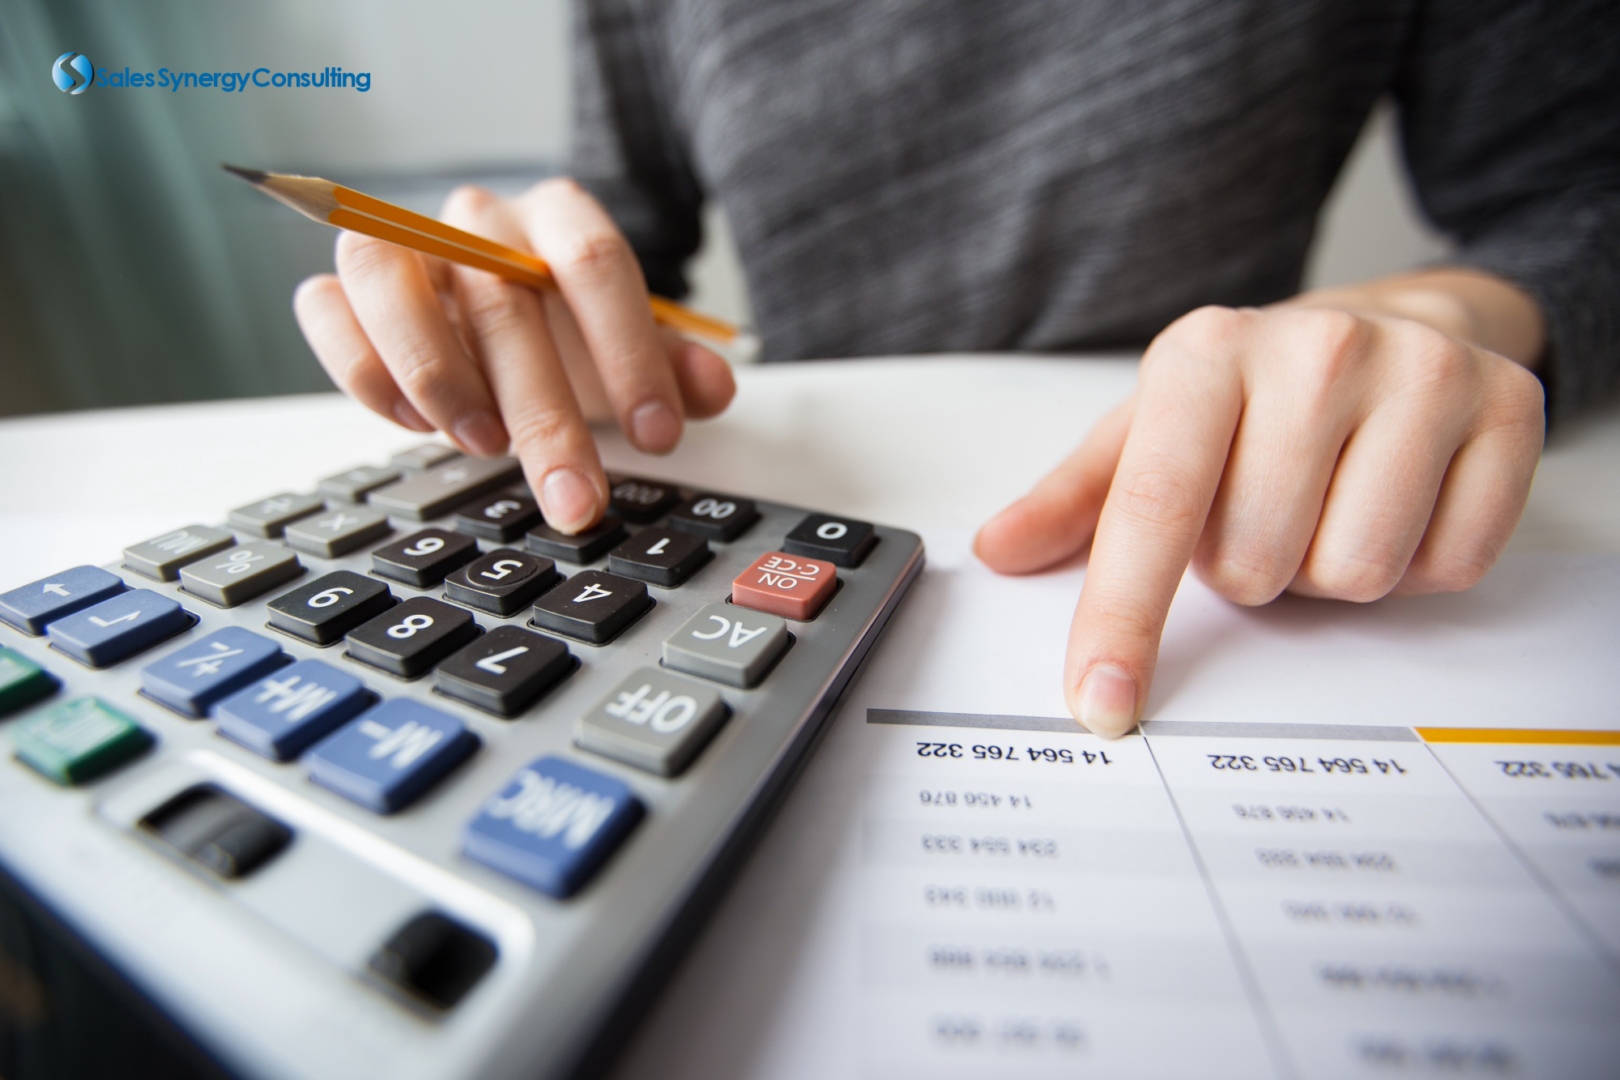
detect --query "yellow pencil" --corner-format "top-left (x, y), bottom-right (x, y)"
top-left (223, 164), bottom-right (744, 346)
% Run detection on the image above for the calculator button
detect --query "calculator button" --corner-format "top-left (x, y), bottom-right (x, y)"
top-left (368, 911), bottom-right (497, 1011)
top-left (443, 551), bottom-right (560, 617)
top-left (139, 628), bottom-right (287, 718)
top-left (608, 477), bottom-right (680, 523)
top-left (139, 785), bottom-right (292, 879)
top-left (667, 494), bottom-right (760, 542)
top-left (435, 626), bottom-right (573, 717)
top-left (318, 464), bottom-right (402, 502)
top-left (215, 660), bottom-right (373, 761)
top-left (731, 552), bottom-right (837, 620)
top-left (371, 529), bottom-right (478, 588)
top-left (525, 516), bottom-right (627, 564)
top-left (783, 514), bottom-right (878, 567)
top-left (607, 528), bottom-right (711, 587)
top-left (577, 668), bottom-right (730, 776)
top-left (284, 505), bottom-right (392, 558)
top-left (227, 493), bottom-right (325, 538)
top-left (453, 493), bottom-right (542, 542)
top-left (0, 566), bottom-right (127, 635)
top-left (267, 571), bottom-right (396, 645)
top-left (46, 591), bottom-right (190, 667)
top-left (122, 526), bottom-right (235, 582)
top-left (179, 543), bottom-right (304, 607)
top-left (369, 457), bottom-right (521, 521)
top-left (530, 571), bottom-right (652, 644)
top-left (389, 443), bottom-right (462, 471)
top-left (663, 601), bottom-right (790, 689)
top-left (308, 699), bottom-right (478, 813)
top-left (12, 697), bottom-right (153, 785)
top-left (0, 648), bottom-right (57, 717)
top-left (463, 755), bottom-right (644, 898)
top-left (346, 597), bottom-right (479, 678)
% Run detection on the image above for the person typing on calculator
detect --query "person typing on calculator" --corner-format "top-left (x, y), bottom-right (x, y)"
top-left (292, 2), bottom-right (1619, 737)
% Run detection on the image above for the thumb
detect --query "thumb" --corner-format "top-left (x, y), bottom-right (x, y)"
top-left (974, 395), bottom-right (1135, 573)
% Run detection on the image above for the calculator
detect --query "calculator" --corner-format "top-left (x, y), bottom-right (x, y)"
top-left (0, 444), bottom-right (924, 1080)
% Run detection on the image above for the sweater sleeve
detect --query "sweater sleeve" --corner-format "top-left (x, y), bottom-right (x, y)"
top-left (1394, 0), bottom-right (1620, 425)
top-left (569, 0), bottom-right (705, 300)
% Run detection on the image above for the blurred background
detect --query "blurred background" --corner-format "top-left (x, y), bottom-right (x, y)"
top-left (0, 0), bottom-right (1450, 419)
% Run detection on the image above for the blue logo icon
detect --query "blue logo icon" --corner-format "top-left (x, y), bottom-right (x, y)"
top-left (52, 52), bottom-right (93, 94)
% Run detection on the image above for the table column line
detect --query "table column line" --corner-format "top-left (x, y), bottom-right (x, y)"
top-left (1140, 733), bottom-right (1298, 1080)
top-left (1418, 740), bottom-right (1620, 979)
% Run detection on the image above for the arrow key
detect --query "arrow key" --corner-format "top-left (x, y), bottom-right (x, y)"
top-left (435, 626), bottom-right (573, 717)
top-left (0, 566), bottom-right (127, 635)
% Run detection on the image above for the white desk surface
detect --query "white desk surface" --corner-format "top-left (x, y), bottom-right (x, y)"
top-left (2, 355), bottom-right (1619, 1079)
top-left (3, 356), bottom-right (1618, 589)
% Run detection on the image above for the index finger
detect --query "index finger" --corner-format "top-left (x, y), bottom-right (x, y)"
top-left (1065, 315), bottom-right (1244, 735)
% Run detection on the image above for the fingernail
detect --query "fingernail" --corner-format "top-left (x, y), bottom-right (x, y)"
top-left (393, 400), bottom-right (433, 432)
top-left (453, 411), bottom-right (508, 456)
top-left (540, 468), bottom-right (599, 533)
top-left (630, 400), bottom-right (680, 452)
top-left (1075, 664), bottom-right (1137, 736)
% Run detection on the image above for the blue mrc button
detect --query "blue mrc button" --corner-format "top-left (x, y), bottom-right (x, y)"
top-left (463, 756), bottom-right (643, 898)
top-left (307, 699), bottom-right (477, 813)
top-left (140, 627), bottom-right (287, 717)
top-left (215, 660), bottom-right (372, 762)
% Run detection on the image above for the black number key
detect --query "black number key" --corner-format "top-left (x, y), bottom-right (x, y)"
top-left (530, 571), bottom-right (651, 644)
top-left (267, 571), bottom-right (396, 645)
top-left (443, 550), bottom-right (560, 616)
top-left (435, 626), bottom-right (573, 717)
top-left (347, 597), bottom-right (479, 678)
top-left (371, 529), bottom-right (479, 587)
top-left (607, 528), bottom-right (710, 587)
top-left (608, 477), bottom-right (679, 523)
top-left (452, 493), bottom-right (542, 542)
top-left (782, 513), bottom-right (878, 567)
top-left (667, 493), bottom-right (760, 542)
top-left (525, 516), bottom-right (627, 565)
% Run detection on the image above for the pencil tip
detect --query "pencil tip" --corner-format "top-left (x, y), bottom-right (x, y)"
top-left (221, 163), bottom-right (269, 185)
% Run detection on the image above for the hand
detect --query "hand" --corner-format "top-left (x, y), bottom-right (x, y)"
top-left (293, 180), bottom-right (736, 532)
top-left (974, 272), bottom-right (1546, 737)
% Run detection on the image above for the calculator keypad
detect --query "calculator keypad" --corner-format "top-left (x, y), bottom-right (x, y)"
top-left (663, 602), bottom-right (789, 689)
top-left (346, 597), bottom-right (479, 678)
top-left (267, 571), bottom-right (396, 645)
top-left (307, 699), bottom-right (478, 813)
top-left (284, 505), bottom-right (392, 558)
top-left (13, 697), bottom-right (153, 784)
top-left (371, 529), bottom-right (478, 588)
top-left (608, 477), bottom-right (680, 523)
top-left (214, 659), bottom-right (372, 761)
top-left (667, 494), bottom-right (760, 542)
top-left (453, 493), bottom-right (543, 542)
top-left (180, 543), bottom-right (304, 607)
top-left (606, 528), bottom-right (711, 588)
top-left (732, 552), bottom-right (837, 620)
top-left (139, 627), bottom-right (287, 717)
top-left (783, 513), bottom-right (877, 567)
top-left (369, 457), bottom-right (520, 521)
top-left (434, 626), bottom-right (572, 717)
top-left (46, 590), bottom-right (191, 667)
top-left (576, 668), bottom-right (729, 777)
top-left (443, 551), bottom-right (559, 616)
top-left (0, 648), bottom-right (57, 717)
top-left (531, 571), bottom-right (652, 644)
top-left (0, 565), bottom-right (128, 635)
top-left (525, 516), bottom-right (627, 564)
top-left (318, 464), bottom-right (402, 503)
top-left (122, 526), bottom-right (235, 582)
top-left (227, 493), bottom-right (325, 539)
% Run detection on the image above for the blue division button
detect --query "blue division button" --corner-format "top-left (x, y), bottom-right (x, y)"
top-left (46, 591), bottom-right (190, 667)
top-left (307, 699), bottom-right (477, 813)
top-left (0, 566), bottom-right (127, 635)
top-left (216, 660), bottom-right (372, 761)
top-left (140, 627), bottom-right (288, 717)
top-left (463, 756), bottom-right (643, 898)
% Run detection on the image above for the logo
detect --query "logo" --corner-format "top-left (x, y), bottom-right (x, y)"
top-left (52, 51), bottom-right (93, 94)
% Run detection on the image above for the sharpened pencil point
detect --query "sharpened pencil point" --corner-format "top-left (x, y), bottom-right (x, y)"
top-left (221, 163), bottom-right (270, 185)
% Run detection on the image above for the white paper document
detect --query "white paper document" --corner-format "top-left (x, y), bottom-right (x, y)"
top-left (614, 535), bottom-right (1620, 1080)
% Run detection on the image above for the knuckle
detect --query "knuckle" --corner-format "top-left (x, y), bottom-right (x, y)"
top-left (1113, 461), bottom-right (1206, 531)
top-left (1298, 309), bottom-right (1370, 382)
top-left (334, 229), bottom-right (401, 282)
top-left (1144, 305), bottom-right (1246, 380)
top-left (458, 278), bottom-right (536, 338)
top-left (390, 346), bottom-right (457, 402)
top-left (441, 184), bottom-right (496, 220)
top-left (1420, 550), bottom-right (1494, 593)
top-left (1403, 332), bottom-right (1472, 397)
top-left (553, 229), bottom-right (633, 280)
top-left (1304, 544), bottom-right (1406, 603)
top-left (505, 402), bottom-right (587, 460)
top-left (1195, 544), bottom-right (1295, 606)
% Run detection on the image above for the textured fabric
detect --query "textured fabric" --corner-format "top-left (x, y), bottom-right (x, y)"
top-left (571, 0), bottom-right (1620, 424)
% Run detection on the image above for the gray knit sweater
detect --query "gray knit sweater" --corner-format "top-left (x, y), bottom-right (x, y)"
top-left (571, 0), bottom-right (1620, 423)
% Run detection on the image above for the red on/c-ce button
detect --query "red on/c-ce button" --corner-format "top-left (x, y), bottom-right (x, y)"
top-left (731, 552), bottom-right (837, 620)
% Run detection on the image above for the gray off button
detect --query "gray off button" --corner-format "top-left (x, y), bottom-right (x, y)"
top-left (577, 667), bottom-right (729, 776)
top-left (662, 601), bottom-right (789, 689)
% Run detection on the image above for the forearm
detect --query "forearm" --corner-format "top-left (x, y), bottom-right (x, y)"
top-left (1279, 267), bottom-right (1547, 369)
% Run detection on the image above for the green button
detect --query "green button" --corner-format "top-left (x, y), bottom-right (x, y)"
top-left (13, 697), bottom-right (153, 785)
top-left (0, 648), bottom-right (57, 717)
